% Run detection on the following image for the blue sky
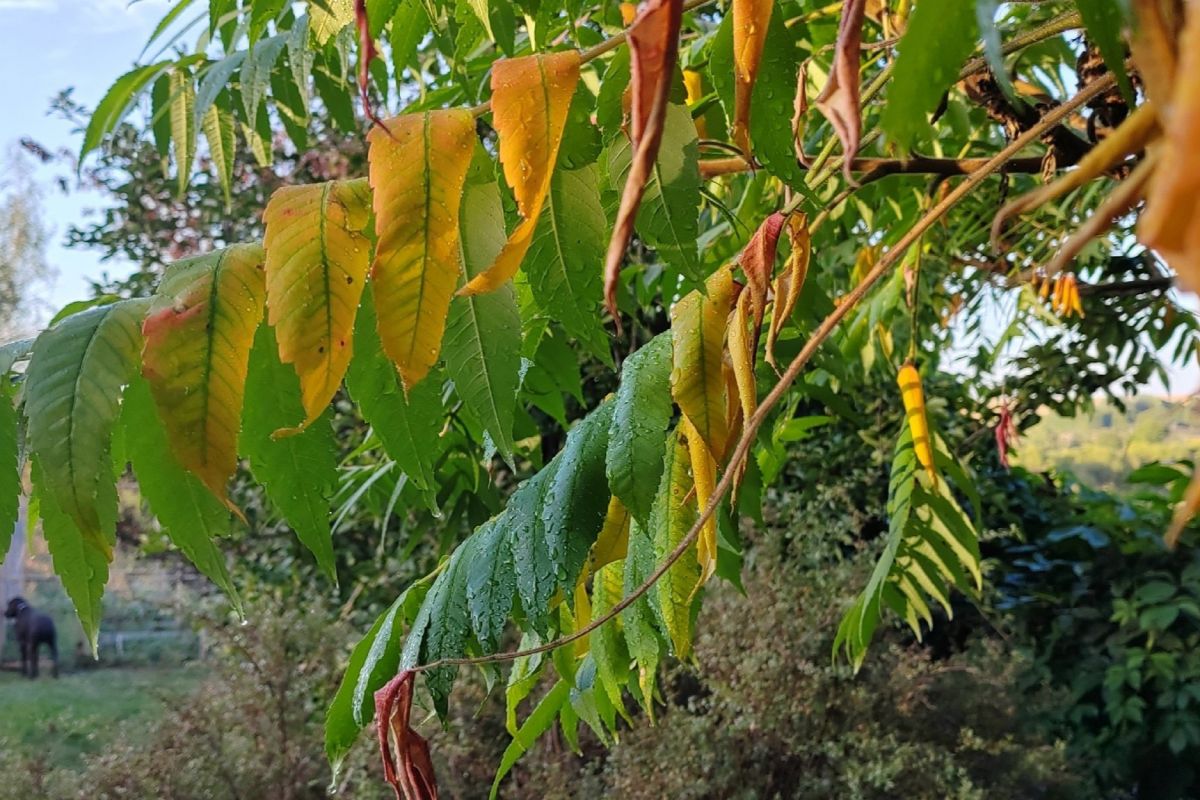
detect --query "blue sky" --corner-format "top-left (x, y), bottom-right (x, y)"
top-left (0, 0), bottom-right (173, 309)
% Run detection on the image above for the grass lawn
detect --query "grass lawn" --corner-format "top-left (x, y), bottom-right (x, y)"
top-left (0, 666), bottom-right (203, 771)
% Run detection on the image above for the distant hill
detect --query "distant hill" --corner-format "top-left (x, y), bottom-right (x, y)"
top-left (1016, 395), bottom-right (1200, 491)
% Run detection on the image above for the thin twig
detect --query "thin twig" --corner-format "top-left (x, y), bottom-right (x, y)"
top-left (412, 73), bottom-right (1117, 676)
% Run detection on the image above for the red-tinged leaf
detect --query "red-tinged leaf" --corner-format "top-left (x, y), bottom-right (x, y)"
top-left (355, 0), bottom-right (386, 129)
top-left (141, 244), bottom-right (266, 509)
top-left (732, 0), bottom-right (774, 156)
top-left (766, 213), bottom-right (810, 368)
top-left (459, 52), bottom-right (581, 296)
top-left (369, 110), bottom-right (476, 390)
top-left (738, 211), bottom-right (785, 330)
top-left (375, 670), bottom-right (439, 800)
top-left (815, 0), bottom-right (866, 180)
top-left (603, 0), bottom-right (684, 322)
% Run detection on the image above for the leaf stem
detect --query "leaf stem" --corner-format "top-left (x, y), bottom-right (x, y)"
top-left (413, 73), bottom-right (1118, 677)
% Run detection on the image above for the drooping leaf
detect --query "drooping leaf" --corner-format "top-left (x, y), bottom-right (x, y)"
top-left (241, 33), bottom-right (289, 123)
top-left (201, 95), bottom-right (236, 208)
top-left (603, 0), bottom-right (684, 318)
top-left (33, 459), bottom-right (110, 656)
top-left (389, 0), bottom-right (424, 80)
top-left (445, 176), bottom-right (521, 466)
top-left (169, 66), bottom-right (197, 196)
top-left (375, 669), bottom-right (440, 800)
top-left (460, 52), bottom-right (581, 295)
top-left (606, 332), bottom-right (673, 527)
top-left (25, 298), bottom-right (148, 554)
top-left (881, 0), bottom-right (979, 150)
top-left (80, 60), bottom-right (173, 168)
top-left (681, 415), bottom-right (718, 585)
top-left (121, 375), bottom-right (241, 613)
top-left (738, 211), bottom-right (785, 329)
top-left (766, 213), bottom-right (810, 367)
top-left (490, 680), bottom-right (570, 799)
top-left (240, 325), bottom-right (338, 577)
top-left (605, 103), bottom-right (702, 292)
top-left (815, 0), bottom-right (866, 177)
top-left (346, 287), bottom-right (444, 499)
top-left (524, 165), bottom-right (612, 362)
top-left (589, 559), bottom-right (632, 716)
top-left (670, 266), bottom-right (733, 460)
top-left (651, 430), bottom-right (699, 657)
top-left (325, 574), bottom-right (433, 777)
top-left (262, 178), bottom-right (372, 431)
top-left (400, 538), bottom-right (474, 714)
top-left (731, 0), bottom-right (773, 156)
top-left (368, 110), bottom-right (476, 390)
top-left (728, 291), bottom-right (757, 428)
top-left (466, 516), bottom-right (516, 652)
top-left (141, 243), bottom-right (266, 507)
top-left (0, 387), bottom-right (18, 561)
top-left (589, 495), bottom-right (632, 572)
top-left (621, 517), bottom-right (663, 714)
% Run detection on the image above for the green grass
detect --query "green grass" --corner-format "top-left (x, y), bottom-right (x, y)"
top-left (0, 666), bottom-right (202, 770)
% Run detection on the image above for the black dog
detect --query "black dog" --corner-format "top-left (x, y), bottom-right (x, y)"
top-left (5, 597), bottom-right (58, 678)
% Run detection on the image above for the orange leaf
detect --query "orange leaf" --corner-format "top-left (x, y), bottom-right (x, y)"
top-left (1139, 3), bottom-right (1200, 292)
top-left (766, 213), bottom-right (810, 368)
top-left (815, 0), bottom-right (866, 180)
top-left (670, 265), bottom-right (734, 461)
top-left (375, 670), bottom-right (439, 800)
top-left (459, 52), bottom-right (581, 296)
top-left (369, 110), bottom-right (476, 390)
top-left (731, 0), bottom-right (774, 156)
top-left (262, 179), bottom-right (372, 433)
top-left (141, 243), bottom-right (266, 508)
top-left (603, 0), bottom-right (683, 322)
top-left (738, 211), bottom-right (785, 330)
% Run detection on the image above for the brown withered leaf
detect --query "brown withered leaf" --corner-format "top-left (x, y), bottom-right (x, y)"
top-left (738, 211), bottom-right (785, 333)
top-left (815, 0), bottom-right (866, 181)
top-left (375, 670), bottom-right (438, 800)
top-left (765, 213), bottom-right (810, 369)
top-left (355, 0), bottom-right (387, 131)
top-left (603, 0), bottom-right (684, 324)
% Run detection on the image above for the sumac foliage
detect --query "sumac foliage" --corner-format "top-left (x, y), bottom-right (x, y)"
top-left (7, 0), bottom-right (1200, 795)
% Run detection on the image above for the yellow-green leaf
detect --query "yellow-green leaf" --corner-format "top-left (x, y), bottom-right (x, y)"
top-left (310, 0), bottom-right (354, 43)
top-left (169, 67), bottom-right (196, 196)
top-left (262, 178), bottom-right (372, 431)
top-left (460, 51), bottom-right (580, 295)
top-left (652, 430), bottom-right (700, 657)
top-left (670, 265), bottom-right (734, 460)
top-left (368, 110), bottom-right (475, 390)
top-left (141, 243), bottom-right (266, 507)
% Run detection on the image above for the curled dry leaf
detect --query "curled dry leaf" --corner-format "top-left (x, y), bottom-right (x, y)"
top-left (460, 52), bottom-right (581, 295)
top-left (731, 0), bottom-right (774, 157)
top-left (766, 213), bottom-right (810, 368)
top-left (375, 670), bottom-right (439, 800)
top-left (1138, 1), bottom-right (1200, 293)
top-left (815, 0), bottom-right (867, 181)
top-left (994, 400), bottom-right (1017, 471)
top-left (355, 0), bottom-right (387, 130)
top-left (738, 211), bottom-right (785, 332)
top-left (603, 0), bottom-right (684, 323)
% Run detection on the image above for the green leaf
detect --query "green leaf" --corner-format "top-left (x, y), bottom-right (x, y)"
top-left (1076, 0), bottom-right (1135, 105)
top-left (0, 388), bottom-right (18, 560)
top-left (324, 574), bottom-right (432, 777)
top-left (80, 61), bottom-right (173, 168)
top-left (605, 103), bottom-right (703, 287)
top-left (606, 332), bottom-right (673, 527)
top-left (34, 459), bottom-right (110, 656)
top-left (388, 0), bottom-right (424, 80)
top-left (509, 459), bottom-right (562, 633)
top-left (25, 299), bottom-right (147, 551)
top-left (445, 177), bottom-right (520, 466)
top-left (975, 0), bottom-right (1016, 101)
top-left (121, 376), bottom-right (241, 614)
top-left (589, 561), bottom-right (632, 719)
top-left (403, 542), bottom-right (475, 715)
top-left (169, 67), bottom-right (197, 195)
top-left (196, 51), bottom-right (249, 124)
top-left (240, 325), bottom-right (338, 578)
top-left (880, 0), bottom-right (979, 150)
top-left (241, 34), bottom-right (289, 123)
top-left (490, 680), bottom-right (571, 799)
top-left (289, 15), bottom-right (315, 110)
top-left (651, 432), bottom-right (699, 657)
top-left (249, 0), bottom-right (288, 43)
top-left (347, 287), bottom-right (444, 501)
top-left (621, 518), bottom-right (663, 712)
top-left (201, 94), bottom-right (236, 208)
top-left (542, 400), bottom-right (614, 596)
top-left (366, 0), bottom-right (401, 37)
top-left (525, 165), bottom-right (612, 364)
top-left (466, 516), bottom-right (516, 652)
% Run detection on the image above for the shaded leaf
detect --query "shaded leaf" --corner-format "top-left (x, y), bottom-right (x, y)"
top-left (606, 332), bottom-right (673, 527)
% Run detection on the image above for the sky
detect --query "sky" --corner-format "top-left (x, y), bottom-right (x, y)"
top-left (0, 0), bottom-right (1195, 396)
top-left (0, 0), bottom-right (175, 309)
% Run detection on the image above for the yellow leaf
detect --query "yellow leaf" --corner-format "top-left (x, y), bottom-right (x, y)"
top-left (1139, 3), bottom-right (1200, 293)
top-left (309, 0), bottom-right (354, 44)
top-left (732, 0), bottom-right (773, 155)
top-left (460, 52), bottom-right (580, 295)
top-left (766, 213), bottom-right (810, 368)
top-left (728, 290), bottom-right (756, 426)
top-left (680, 417), bottom-right (717, 589)
top-left (589, 495), bottom-right (631, 572)
top-left (671, 265), bottom-right (734, 460)
top-left (897, 362), bottom-right (937, 486)
top-left (141, 244), bottom-right (266, 507)
top-left (368, 110), bottom-right (476, 390)
top-left (262, 178), bottom-right (372, 433)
